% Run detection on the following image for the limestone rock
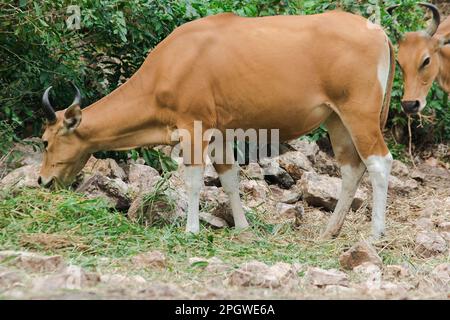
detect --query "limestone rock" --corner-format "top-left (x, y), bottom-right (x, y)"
top-left (286, 139), bottom-right (319, 163)
top-left (77, 174), bottom-right (130, 210)
top-left (365, 281), bottom-right (409, 299)
top-left (440, 232), bottom-right (450, 242)
top-left (241, 162), bottom-right (264, 180)
top-left (259, 158), bottom-right (295, 189)
top-left (128, 163), bottom-right (161, 194)
top-left (415, 218), bottom-right (434, 231)
top-left (0, 164), bottom-right (40, 189)
top-left (437, 221), bottom-right (450, 233)
top-left (429, 263), bottom-right (450, 291)
top-left (83, 157), bottom-right (126, 180)
top-left (339, 241), bottom-right (382, 270)
top-left (199, 186), bottom-right (233, 225)
top-left (240, 179), bottom-right (268, 207)
top-left (353, 263), bottom-right (382, 290)
top-left (414, 231), bottom-right (447, 258)
top-left (132, 250), bottom-right (167, 268)
top-left (32, 265), bottom-right (100, 291)
top-left (390, 160), bottom-right (409, 177)
top-left (100, 274), bottom-right (147, 287)
top-left (189, 257), bottom-right (229, 273)
top-left (0, 251), bottom-right (65, 273)
top-left (299, 172), bottom-right (366, 211)
top-left (127, 183), bottom-right (185, 225)
top-left (7, 138), bottom-right (43, 169)
top-left (384, 265), bottom-right (409, 278)
top-left (388, 175), bottom-right (419, 194)
top-left (199, 212), bottom-right (229, 228)
top-left (269, 185), bottom-right (301, 204)
top-left (410, 169), bottom-right (426, 182)
top-left (419, 200), bottom-right (442, 218)
top-left (276, 203), bottom-right (304, 220)
top-left (278, 151), bottom-right (313, 180)
top-left (304, 267), bottom-right (349, 287)
top-left (314, 151), bottom-right (340, 177)
top-left (0, 269), bottom-right (27, 290)
top-left (227, 261), bottom-right (296, 288)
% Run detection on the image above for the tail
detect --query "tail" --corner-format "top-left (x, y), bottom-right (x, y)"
top-left (380, 39), bottom-right (396, 129)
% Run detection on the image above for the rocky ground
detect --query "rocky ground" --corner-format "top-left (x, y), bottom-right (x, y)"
top-left (0, 138), bottom-right (449, 299)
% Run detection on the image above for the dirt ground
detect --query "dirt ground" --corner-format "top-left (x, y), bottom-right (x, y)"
top-left (1, 150), bottom-right (449, 300)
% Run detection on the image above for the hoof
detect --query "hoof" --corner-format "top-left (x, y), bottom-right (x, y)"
top-left (235, 222), bottom-right (250, 231)
top-left (368, 232), bottom-right (385, 243)
top-left (369, 226), bottom-right (385, 242)
top-left (320, 228), bottom-right (339, 240)
top-left (185, 226), bottom-right (200, 234)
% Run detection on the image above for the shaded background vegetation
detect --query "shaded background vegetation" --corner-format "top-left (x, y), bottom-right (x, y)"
top-left (0, 0), bottom-right (448, 161)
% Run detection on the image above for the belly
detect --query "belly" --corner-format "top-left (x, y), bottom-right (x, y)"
top-left (215, 102), bottom-right (333, 142)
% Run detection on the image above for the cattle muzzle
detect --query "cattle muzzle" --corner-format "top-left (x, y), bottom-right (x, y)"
top-left (37, 176), bottom-right (54, 188)
top-left (401, 100), bottom-right (421, 114)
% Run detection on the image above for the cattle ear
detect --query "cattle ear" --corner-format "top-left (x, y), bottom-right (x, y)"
top-left (439, 33), bottom-right (450, 47)
top-left (62, 104), bottom-right (82, 134)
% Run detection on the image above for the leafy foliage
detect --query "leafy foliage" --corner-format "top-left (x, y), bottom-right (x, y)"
top-left (0, 121), bottom-right (16, 156)
top-left (141, 148), bottom-right (178, 172)
top-left (0, 0), bottom-right (448, 163)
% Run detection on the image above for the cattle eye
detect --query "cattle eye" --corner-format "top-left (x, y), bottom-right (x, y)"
top-left (43, 140), bottom-right (48, 149)
top-left (421, 57), bottom-right (431, 69)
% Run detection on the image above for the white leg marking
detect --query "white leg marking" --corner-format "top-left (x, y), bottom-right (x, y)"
top-left (364, 153), bottom-right (393, 239)
top-left (322, 162), bottom-right (366, 237)
top-left (184, 165), bottom-right (204, 233)
top-left (218, 163), bottom-right (249, 230)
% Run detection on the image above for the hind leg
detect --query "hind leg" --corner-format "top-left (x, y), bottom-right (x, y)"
top-left (321, 113), bottom-right (366, 239)
top-left (212, 141), bottom-right (249, 230)
top-left (214, 163), bottom-right (249, 229)
top-left (339, 108), bottom-right (393, 239)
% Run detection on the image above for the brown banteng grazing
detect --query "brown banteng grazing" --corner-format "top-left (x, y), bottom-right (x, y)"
top-left (392, 3), bottom-right (450, 114)
top-left (38, 11), bottom-right (395, 239)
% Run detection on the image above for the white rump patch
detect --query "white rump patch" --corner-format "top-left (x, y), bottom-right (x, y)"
top-left (377, 36), bottom-right (390, 97)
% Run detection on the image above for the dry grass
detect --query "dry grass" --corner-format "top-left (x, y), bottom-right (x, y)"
top-left (0, 159), bottom-right (449, 299)
top-left (20, 233), bottom-right (89, 251)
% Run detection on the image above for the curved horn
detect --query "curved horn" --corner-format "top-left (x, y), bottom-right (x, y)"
top-left (419, 2), bottom-right (441, 37)
top-left (42, 86), bottom-right (57, 124)
top-left (70, 83), bottom-right (82, 107)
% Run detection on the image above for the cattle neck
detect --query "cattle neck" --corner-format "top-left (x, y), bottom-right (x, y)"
top-left (437, 49), bottom-right (450, 93)
top-left (76, 69), bottom-right (176, 153)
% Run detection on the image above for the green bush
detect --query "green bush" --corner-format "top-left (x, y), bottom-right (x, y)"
top-left (0, 0), bottom-right (448, 156)
top-left (0, 120), bottom-right (17, 156)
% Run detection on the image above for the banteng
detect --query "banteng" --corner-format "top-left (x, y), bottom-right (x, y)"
top-left (38, 11), bottom-right (395, 239)
top-left (392, 3), bottom-right (450, 114)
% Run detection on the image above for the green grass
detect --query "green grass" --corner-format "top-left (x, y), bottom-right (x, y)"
top-left (1, 186), bottom-right (448, 291)
top-left (0, 188), bottom-right (342, 272)
top-left (1, 187), bottom-right (449, 300)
